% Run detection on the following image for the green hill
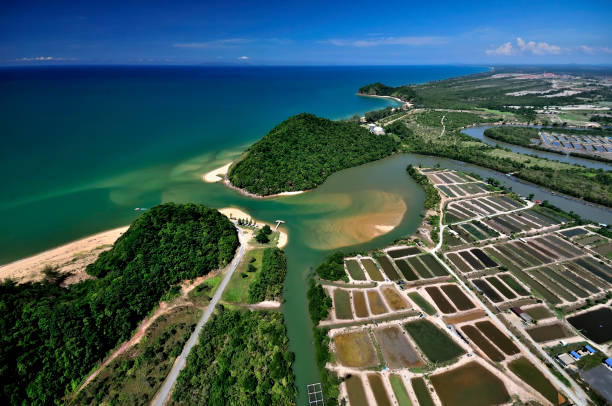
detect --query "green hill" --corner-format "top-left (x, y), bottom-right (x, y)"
top-left (228, 113), bottom-right (397, 195)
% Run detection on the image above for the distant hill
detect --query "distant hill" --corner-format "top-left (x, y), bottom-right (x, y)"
top-left (358, 82), bottom-right (420, 103)
top-left (228, 113), bottom-right (397, 195)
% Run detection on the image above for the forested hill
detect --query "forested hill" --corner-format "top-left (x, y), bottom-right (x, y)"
top-left (0, 203), bottom-right (239, 405)
top-left (227, 113), bottom-right (397, 195)
top-left (358, 82), bottom-right (419, 103)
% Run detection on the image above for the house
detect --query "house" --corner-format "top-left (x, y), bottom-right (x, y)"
top-left (570, 351), bottom-right (581, 360)
top-left (510, 306), bottom-right (533, 324)
top-left (370, 125), bottom-right (385, 135)
top-left (605, 358), bottom-right (612, 371)
top-left (557, 353), bottom-right (576, 367)
top-left (585, 345), bottom-right (597, 355)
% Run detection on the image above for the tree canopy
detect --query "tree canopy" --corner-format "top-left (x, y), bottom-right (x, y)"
top-left (228, 113), bottom-right (397, 195)
top-left (0, 203), bottom-right (238, 405)
top-left (171, 309), bottom-right (296, 406)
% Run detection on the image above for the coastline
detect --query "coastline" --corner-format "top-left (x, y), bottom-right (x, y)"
top-left (217, 206), bottom-right (289, 249)
top-left (356, 92), bottom-right (413, 108)
top-left (202, 161), bottom-right (306, 199)
top-left (1, 205), bottom-right (290, 285)
top-left (0, 226), bottom-right (129, 285)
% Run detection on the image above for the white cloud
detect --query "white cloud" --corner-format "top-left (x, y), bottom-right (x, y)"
top-left (516, 37), bottom-right (560, 55)
top-left (485, 38), bottom-right (561, 56)
top-left (579, 45), bottom-right (612, 55)
top-left (324, 36), bottom-right (447, 47)
top-left (16, 56), bottom-right (74, 61)
top-left (238, 56), bottom-right (249, 60)
top-left (485, 42), bottom-right (512, 56)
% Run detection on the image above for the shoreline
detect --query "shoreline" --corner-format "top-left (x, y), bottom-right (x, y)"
top-left (1, 205), bottom-right (290, 285)
top-left (356, 92), bottom-right (413, 108)
top-left (0, 226), bottom-right (129, 284)
top-left (217, 206), bottom-right (289, 249)
top-left (202, 161), bottom-right (306, 199)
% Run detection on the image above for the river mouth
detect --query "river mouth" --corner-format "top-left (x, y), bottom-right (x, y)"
top-left (303, 190), bottom-right (407, 249)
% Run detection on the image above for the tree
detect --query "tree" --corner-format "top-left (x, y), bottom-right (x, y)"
top-left (255, 229), bottom-right (270, 244)
top-left (262, 224), bottom-right (272, 235)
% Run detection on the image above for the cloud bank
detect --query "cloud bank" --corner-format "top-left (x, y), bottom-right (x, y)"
top-left (486, 37), bottom-right (561, 56)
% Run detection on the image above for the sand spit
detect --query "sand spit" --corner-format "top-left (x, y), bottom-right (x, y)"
top-left (0, 226), bottom-right (128, 285)
top-left (202, 162), bottom-right (232, 183)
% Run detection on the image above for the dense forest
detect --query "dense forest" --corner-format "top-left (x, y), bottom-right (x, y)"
top-left (228, 113), bottom-right (397, 195)
top-left (170, 309), bottom-right (296, 406)
top-left (484, 126), bottom-right (540, 147)
top-left (248, 247), bottom-right (287, 303)
top-left (406, 164), bottom-right (440, 210)
top-left (315, 252), bottom-right (348, 282)
top-left (0, 203), bottom-right (239, 405)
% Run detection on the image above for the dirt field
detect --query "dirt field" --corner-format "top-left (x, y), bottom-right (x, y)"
top-left (334, 330), bottom-right (379, 368)
top-left (374, 326), bottom-right (423, 369)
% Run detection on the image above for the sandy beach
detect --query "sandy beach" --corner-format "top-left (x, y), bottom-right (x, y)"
top-left (218, 206), bottom-right (288, 248)
top-left (0, 226), bottom-right (128, 285)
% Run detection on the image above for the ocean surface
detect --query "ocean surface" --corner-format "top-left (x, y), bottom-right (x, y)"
top-left (0, 65), bottom-right (485, 263)
top-left (1, 65), bottom-right (491, 404)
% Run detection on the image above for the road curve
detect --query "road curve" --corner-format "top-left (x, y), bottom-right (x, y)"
top-left (150, 226), bottom-right (246, 406)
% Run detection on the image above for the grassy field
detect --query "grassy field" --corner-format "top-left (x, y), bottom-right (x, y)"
top-left (74, 306), bottom-right (201, 405)
top-left (221, 249), bottom-right (264, 303)
top-left (404, 319), bottom-right (464, 363)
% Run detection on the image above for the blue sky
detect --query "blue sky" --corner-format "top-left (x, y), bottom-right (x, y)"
top-left (1, 0), bottom-right (611, 65)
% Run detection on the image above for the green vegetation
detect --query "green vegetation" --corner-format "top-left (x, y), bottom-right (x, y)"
top-left (0, 203), bottom-right (239, 405)
top-left (228, 113), bottom-right (397, 195)
top-left (408, 292), bottom-right (437, 315)
top-left (358, 82), bottom-right (419, 102)
top-left (508, 357), bottom-right (560, 405)
top-left (406, 164), bottom-right (440, 209)
top-left (414, 110), bottom-right (489, 130)
top-left (74, 306), bottom-right (201, 405)
top-left (307, 279), bottom-right (332, 325)
top-left (316, 252), bottom-right (348, 281)
top-left (248, 248), bottom-right (287, 303)
top-left (171, 309), bottom-right (296, 406)
top-left (365, 106), bottom-right (396, 122)
top-left (404, 319), bottom-right (464, 363)
top-left (222, 249), bottom-right (264, 304)
top-left (484, 126), bottom-right (540, 147)
top-left (255, 227), bottom-right (270, 243)
top-left (389, 375), bottom-right (412, 406)
top-left (393, 112), bottom-right (612, 207)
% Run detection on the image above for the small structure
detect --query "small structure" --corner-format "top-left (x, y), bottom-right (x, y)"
top-left (369, 125), bottom-right (385, 135)
top-left (605, 358), bottom-right (612, 371)
top-left (585, 345), bottom-right (597, 354)
top-left (570, 350), bottom-right (581, 360)
top-left (511, 307), bottom-right (533, 324)
top-left (557, 353), bottom-right (576, 367)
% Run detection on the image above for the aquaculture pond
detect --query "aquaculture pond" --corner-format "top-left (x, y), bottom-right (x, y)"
top-left (567, 307), bottom-right (612, 344)
top-left (404, 319), bottom-right (464, 363)
top-left (508, 357), bottom-right (563, 405)
top-left (345, 375), bottom-right (368, 406)
top-left (430, 361), bottom-right (510, 406)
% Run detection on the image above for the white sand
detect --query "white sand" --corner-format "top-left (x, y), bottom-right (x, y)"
top-left (218, 206), bottom-right (288, 248)
top-left (202, 162), bottom-right (232, 183)
top-left (0, 226), bottom-right (128, 285)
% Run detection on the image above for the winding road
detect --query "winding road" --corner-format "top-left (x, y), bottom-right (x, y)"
top-left (150, 225), bottom-right (247, 406)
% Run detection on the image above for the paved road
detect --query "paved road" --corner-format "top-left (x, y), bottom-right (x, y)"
top-left (150, 226), bottom-right (246, 406)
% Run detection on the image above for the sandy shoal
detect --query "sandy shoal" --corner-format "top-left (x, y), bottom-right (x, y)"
top-left (306, 191), bottom-right (407, 250)
top-left (0, 226), bottom-right (128, 284)
top-left (202, 162), bottom-right (232, 183)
